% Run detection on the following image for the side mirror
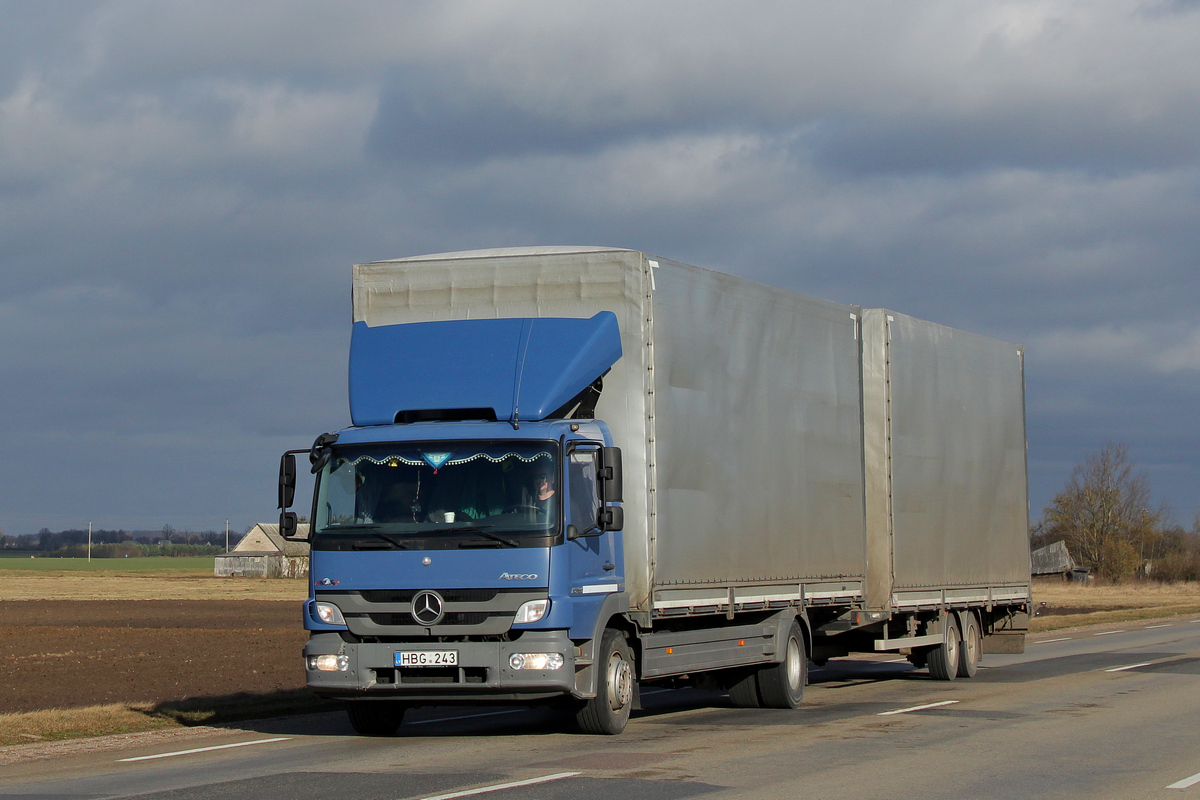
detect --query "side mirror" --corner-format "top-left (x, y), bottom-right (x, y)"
top-left (599, 446), bottom-right (623, 502)
top-left (601, 505), bottom-right (624, 532)
top-left (279, 511), bottom-right (300, 539)
top-left (278, 453), bottom-right (296, 510)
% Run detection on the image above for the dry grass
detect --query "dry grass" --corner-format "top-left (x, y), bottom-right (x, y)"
top-left (0, 571), bottom-right (308, 601)
top-left (1030, 578), bottom-right (1200, 631)
top-left (0, 691), bottom-right (336, 750)
top-left (0, 704), bottom-right (176, 748)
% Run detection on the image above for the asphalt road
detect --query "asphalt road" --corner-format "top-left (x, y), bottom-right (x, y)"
top-left (4, 618), bottom-right (1200, 800)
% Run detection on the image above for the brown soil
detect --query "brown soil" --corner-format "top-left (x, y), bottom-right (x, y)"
top-left (1033, 604), bottom-right (1117, 617)
top-left (1, 600), bottom-right (309, 714)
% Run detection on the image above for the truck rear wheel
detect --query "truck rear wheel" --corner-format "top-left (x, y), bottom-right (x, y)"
top-left (755, 621), bottom-right (807, 708)
top-left (346, 700), bottom-right (408, 736)
top-left (727, 670), bottom-right (760, 708)
top-left (926, 615), bottom-right (960, 681)
top-left (957, 612), bottom-right (982, 678)
top-left (576, 628), bottom-right (634, 735)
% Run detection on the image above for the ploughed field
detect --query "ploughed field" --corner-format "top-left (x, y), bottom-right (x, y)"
top-left (0, 600), bottom-right (308, 714)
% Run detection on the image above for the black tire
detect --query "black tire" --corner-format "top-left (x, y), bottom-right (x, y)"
top-left (756, 622), bottom-right (807, 709)
top-left (727, 669), bottom-right (761, 708)
top-left (907, 649), bottom-right (928, 669)
top-left (926, 615), bottom-right (961, 681)
top-left (957, 612), bottom-right (982, 678)
top-left (576, 628), bottom-right (635, 735)
top-left (346, 701), bottom-right (408, 736)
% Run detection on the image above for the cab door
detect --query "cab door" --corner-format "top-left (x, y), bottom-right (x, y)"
top-left (564, 444), bottom-right (619, 595)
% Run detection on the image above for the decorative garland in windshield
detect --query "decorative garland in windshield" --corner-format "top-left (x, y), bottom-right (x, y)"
top-left (342, 451), bottom-right (552, 470)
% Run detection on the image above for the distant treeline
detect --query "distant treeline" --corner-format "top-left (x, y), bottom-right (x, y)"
top-left (1032, 443), bottom-right (1200, 583)
top-left (43, 542), bottom-right (225, 558)
top-left (0, 525), bottom-right (244, 556)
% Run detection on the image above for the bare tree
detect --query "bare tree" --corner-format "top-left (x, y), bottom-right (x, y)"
top-left (1042, 442), bottom-right (1163, 581)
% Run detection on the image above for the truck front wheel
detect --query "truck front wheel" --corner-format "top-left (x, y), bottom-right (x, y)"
top-left (756, 621), bottom-right (807, 708)
top-left (576, 628), bottom-right (634, 735)
top-left (346, 700), bottom-right (408, 736)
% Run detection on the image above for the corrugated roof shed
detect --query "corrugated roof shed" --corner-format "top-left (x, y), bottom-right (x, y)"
top-left (232, 523), bottom-right (310, 556)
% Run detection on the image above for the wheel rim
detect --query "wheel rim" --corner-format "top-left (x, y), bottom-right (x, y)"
top-left (607, 652), bottom-right (633, 712)
top-left (966, 623), bottom-right (980, 666)
top-left (786, 637), bottom-right (802, 691)
top-left (946, 627), bottom-right (959, 666)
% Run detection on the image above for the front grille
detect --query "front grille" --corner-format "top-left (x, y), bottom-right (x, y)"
top-left (363, 612), bottom-right (498, 626)
top-left (316, 588), bottom-right (546, 637)
top-left (358, 588), bottom-right (500, 604)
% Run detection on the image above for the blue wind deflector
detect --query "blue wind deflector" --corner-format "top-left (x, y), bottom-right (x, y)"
top-left (349, 312), bottom-right (622, 427)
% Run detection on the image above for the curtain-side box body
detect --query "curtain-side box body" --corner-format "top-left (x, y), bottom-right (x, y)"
top-left (354, 247), bottom-right (1030, 618)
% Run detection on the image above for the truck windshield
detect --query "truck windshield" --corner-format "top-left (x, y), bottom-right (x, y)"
top-left (312, 441), bottom-right (560, 550)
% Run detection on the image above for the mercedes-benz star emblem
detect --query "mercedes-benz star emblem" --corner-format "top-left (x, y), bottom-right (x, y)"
top-left (411, 590), bottom-right (445, 626)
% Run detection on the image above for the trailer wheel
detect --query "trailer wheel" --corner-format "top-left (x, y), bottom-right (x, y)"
top-left (755, 621), bottom-right (807, 709)
top-left (576, 628), bottom-right (634, 735)
top-left (346, 701), bottom-right (408, 736)
top-left (727, 670), bottom-right (761, 708)
top-left (926, 615), bottom-right (960, 681)
top-left (957, 613), bottom-right (982, 678)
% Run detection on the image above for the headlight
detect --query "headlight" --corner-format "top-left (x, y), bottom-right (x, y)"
top-left (307, 654), bottom-right (350, 672)
top-left (513, 599), bottom-right (549, 623)
top-left (314, 602), bottom-right (346, 625)
top-left (508, 652), bottom-right (564, 670)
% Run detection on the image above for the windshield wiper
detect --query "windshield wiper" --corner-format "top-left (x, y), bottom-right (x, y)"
top-left (323, 524), bottom-right (411, 550)
top-left (361, 532), bottom-right (411, 550)
top-left (447, 525), bottom-right (519, 548)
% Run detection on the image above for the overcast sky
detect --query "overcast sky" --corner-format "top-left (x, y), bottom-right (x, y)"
top-left (2, 1), bottom-right (1198, 537)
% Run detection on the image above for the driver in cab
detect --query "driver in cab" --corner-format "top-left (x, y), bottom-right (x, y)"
top-left (531, 467), bottom-right (557, 518)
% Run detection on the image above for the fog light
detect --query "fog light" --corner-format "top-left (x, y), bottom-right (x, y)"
top-left (315, 602), bottom-right (346, 625)
top-left (508, 652), bottom-right (564, 671)
top-left (513, 599), bottom-right (549, 623)
top-left (307, 654), bottom-right (349, 672)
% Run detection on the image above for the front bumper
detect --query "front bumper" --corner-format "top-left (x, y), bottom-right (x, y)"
top-left (304, 630), bottom-right (578, 701)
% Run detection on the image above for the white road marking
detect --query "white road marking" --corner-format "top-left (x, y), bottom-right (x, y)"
top-left (883, 658), bottom-right (910, 663)
top-left (1104, 662), bottom-right (1152, 673)
top-left (407, 709), bottom-right (522, 726)
top-left (117, 737), bottom-right (290, 762)
top-left (1033, 637), bottom-right (1072, 644)
top-left (1167, 770), bottom-right (1200, 789)
top-left (418, 772), bottom-right (581, 800)
top-left (877, 700), bottom-right (959, 716)
top-left (1145, 624), bottom-right (1172, 629)
top-left (1093, 630), bottom-right (1125, 636)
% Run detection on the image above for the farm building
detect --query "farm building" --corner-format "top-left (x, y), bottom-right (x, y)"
top-left (214, 523), bottom-right (309, 578)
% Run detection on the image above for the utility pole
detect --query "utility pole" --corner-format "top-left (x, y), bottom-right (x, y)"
top-left (225, 519), bottom-right (230, 553)
top-left (87, 521), bottom-right (92, 563)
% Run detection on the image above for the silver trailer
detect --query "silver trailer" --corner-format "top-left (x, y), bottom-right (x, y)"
top-left (346, 246), bottom-right (1030, 723)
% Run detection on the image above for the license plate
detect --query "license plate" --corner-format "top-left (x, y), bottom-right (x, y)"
top-left (396, 650), bottom-right (459, 667)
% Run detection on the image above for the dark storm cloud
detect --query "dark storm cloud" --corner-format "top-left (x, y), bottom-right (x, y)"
top-left (805, 106), bottom-right (1200, 176)
top-left (1, 1), bottom-right (1198, 534)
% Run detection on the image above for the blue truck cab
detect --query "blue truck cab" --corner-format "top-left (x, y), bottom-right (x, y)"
top-left (278, 311), bottom-right (631, 735)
